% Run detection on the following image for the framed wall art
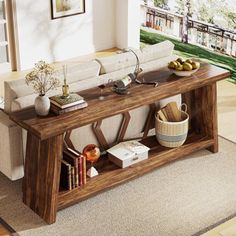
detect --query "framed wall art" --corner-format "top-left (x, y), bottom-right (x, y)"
top-left (51, 0), bottom-right (85, 19)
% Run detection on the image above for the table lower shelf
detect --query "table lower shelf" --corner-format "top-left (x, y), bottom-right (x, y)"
top-left (57, 132), bottom-right (214, 210)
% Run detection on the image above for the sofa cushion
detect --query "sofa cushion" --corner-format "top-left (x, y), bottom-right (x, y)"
top-left (0, 111), bottom-right (24, 180)
top-left (141, 40), bottom-right (174, 63)
top-left (4, 80), bottom-right (25, 113)
top-left (98, 66), bottom-right (136, 84)
top-left (96, 41), bottom-right (174, 75)
top-left (56, 61), bottom-right (100, 84)
top-left (70, 106), bottom-right (151, 152)
top-left (140, 54), bottom-right (177, 72)
top-left (69, 76), bottom-right (101, 93)
top-left (4, 61), bottom-right (101, 113)
top-left (11, 76), bottom-right (102, 111)
top-left (11, 94), bottom-right (36, 112)
top-left (98, 54), bottom-right (177, 85)
top-left (96, 51), bottom-right (142, 74)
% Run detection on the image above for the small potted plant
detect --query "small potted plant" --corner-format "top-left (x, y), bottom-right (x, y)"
top-left (25, 60), bottom-right (60, 116)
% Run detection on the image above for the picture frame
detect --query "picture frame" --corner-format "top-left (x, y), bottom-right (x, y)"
top-left (51, 0), bottom-right (85, 19)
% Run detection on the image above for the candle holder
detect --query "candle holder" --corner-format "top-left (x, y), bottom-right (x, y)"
top-left (62, 64), bottom-right (70, 98)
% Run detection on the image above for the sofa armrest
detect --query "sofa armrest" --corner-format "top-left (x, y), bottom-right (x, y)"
top-left (0, 111), bottom-right (24, 180)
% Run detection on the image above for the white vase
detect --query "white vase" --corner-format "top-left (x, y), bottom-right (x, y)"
top-left (34, 95), bottom-right (50, 116)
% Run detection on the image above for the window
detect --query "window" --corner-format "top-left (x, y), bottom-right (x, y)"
top-left (0, 0), bottom-right (16, 73)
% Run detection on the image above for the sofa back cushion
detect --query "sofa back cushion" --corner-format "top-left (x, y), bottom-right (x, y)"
top-left (96, 50), bottom-right (142, 74)
top-left (56, 61), bottom-right (100, 84)
top-left (140, 40), bottom-right (174, 63)
top-left (96, 40), bottom-right (174, 74)
top-left (4, 61), bottom-right (101, 113)
top-left (10, 76), bottom-right (102, 112)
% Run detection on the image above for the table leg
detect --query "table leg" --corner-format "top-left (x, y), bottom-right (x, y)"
top-left (23, 133), bottom-right (63, 224)
top-left (194, 83), bottom-right (218, 153)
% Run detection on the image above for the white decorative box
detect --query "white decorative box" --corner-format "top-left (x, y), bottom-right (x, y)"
top-left (107, 140), bottom-right (150, 168)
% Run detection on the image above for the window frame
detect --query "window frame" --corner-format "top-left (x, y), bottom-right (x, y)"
top-left (0, 0), bottom-right (16, 73)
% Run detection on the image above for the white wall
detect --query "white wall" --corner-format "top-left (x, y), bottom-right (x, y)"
top-left (127, 0), bottom-right (140, 48)
top-left (116, 0), bottom-right (140, 49)
top-left (14, 0), bottom-right (116, 70)
top-left (115, 0), bottom-right (128, 49)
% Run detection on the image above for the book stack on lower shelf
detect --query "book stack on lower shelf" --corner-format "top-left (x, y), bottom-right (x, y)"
top-left (60, 147), bottom-right (87, 191)
top-left (50, 93), bottom-right (88, 115)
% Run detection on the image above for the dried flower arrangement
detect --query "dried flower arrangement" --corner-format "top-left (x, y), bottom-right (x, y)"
top-left (25, 60), bottom-right (60, 96)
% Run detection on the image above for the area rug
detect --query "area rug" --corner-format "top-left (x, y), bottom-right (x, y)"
top-left (1, 137), bottom-right (236, 236)
top-left (217, 80), bottom-right (236, 143)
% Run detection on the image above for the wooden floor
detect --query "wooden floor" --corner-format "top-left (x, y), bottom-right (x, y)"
top-left (203, 217), bottom-right (236, 236)
top-left (0, 224), bottom-right (11, 236)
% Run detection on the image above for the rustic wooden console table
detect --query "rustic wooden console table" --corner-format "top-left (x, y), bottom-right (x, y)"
top-left (10, 63), bottom-right (230, 224)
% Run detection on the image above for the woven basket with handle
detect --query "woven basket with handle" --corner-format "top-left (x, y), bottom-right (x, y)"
top-left (155, 104), bottom-right (189, 148)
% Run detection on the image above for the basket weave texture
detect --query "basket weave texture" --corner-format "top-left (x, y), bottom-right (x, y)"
top-left (155, 110), bottom-right (189, 148)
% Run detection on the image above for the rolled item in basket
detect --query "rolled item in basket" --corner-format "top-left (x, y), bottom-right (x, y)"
top-left (161, 102), bottom-right (182, 122)
top-left (157, 110), bottom-right (168, 122)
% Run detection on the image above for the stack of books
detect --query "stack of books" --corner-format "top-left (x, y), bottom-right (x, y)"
top-left (50, 93), bottom-right (88, 115)
top-left (60, 147), bottom-right (87, 191)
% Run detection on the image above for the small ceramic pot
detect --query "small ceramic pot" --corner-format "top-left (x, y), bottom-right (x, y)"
top-left (34, 95), bottom-right (50, 116)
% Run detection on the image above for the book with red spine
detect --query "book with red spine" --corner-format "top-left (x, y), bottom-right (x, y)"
top-left (67, 147), bottom-right (85, 187)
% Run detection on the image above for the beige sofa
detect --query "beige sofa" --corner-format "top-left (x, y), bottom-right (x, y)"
top-left (0, 40), bottom-right (178, 180)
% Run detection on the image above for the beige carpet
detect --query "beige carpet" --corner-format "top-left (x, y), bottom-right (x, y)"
top-left (217, 80), bottom-right (236, 143)
top-left (1, 137), bottom-right (236, 236)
